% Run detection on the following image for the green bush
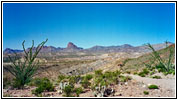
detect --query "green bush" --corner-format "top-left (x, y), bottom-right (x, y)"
top-left (68, 75), bottom-right (82, 84)
top-left (138, 72), bottom-right (146, 77)
top-left (85, 74), bottom-right (93, 80)
top-left (74, 87), bottom-right (83, 97)
top-left (133, 72), bottom-right (138, 75)
top-left (119, 75), bottom-right (132, 82)
top-left (148, 84), bottom-right (159, 89)
top-left (63, 85), bottom-right (74, 97)
top-left (114, 70), bottom-right (121, 76)
top-left (151, 67), bottom-right (156, 71)
top-left (81, 79), bottom-right (91, 88)
top-left (168, 69), bottom-right (175, 75)
top-left (143, 68), bottom-right (149, 75)
top-left (95, 70), bottom-right (103, 76)
top-left (151, 75), bottom-right (161, 79)
top-left (143, 91), bottom-right (149, 95)
top-left (172, 71), bottom-right (175, 75)
top-left (6, 39), bottom-right (48, 89)
top-left (32, 78), bottom-right (54, 96)
top-left (12, 79), bottom-right (23, 88)
top-left (33, 86), bottom-right (44, 96)
top-left (58, 75), bottom-right (66, 82)
top-left (92, 70), bottom-right (121, 90)
top-left (3, 77), bottom-right (11, 89)
top-left (156, 63), bottom-right (166, 72)
top-left (28, 78), bottom-right (42, 86)
top-left (120, 76), bottom-right (126, 82)
top-left (149, 71), bottom-right (154, 75)
top-left (138, 68), bottom-right (150, 77)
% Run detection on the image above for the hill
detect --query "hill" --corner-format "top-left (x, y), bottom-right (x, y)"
top-left (111, 44), bottom-right (175, 73)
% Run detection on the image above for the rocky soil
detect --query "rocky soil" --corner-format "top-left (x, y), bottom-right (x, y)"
top-left (3, 73), bottom-right (175, 98)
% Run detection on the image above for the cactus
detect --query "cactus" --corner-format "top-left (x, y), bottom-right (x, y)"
top-left (58, 81), bottom-right (70, 94)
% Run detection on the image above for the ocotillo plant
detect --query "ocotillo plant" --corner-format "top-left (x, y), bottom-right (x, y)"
top-left (6, 39), bottom-right (48, 89)
top-left (146, 42), bottom-right (174, 73)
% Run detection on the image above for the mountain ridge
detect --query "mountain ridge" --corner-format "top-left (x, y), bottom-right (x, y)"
top-left (3, 42), bottom-right (174, 54)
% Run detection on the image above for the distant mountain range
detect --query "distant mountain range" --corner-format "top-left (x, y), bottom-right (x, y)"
top-left (3, 42), bottom-right (174, 54)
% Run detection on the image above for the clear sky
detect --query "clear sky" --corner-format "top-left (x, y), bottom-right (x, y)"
top-left (3, 3), bottom-right (175, 50)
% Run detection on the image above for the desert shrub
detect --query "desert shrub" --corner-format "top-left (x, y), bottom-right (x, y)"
top-left (172, 70), bottom-right (175, 75)
top-left (92, 70), bottom-right (122, 92)
top-left (6, 39), bottom-right (48, 89)
top-left (58, 74), bottom-right (66, 82)
top-left (85, 74), bottom-right (93, 80)
top-left (79, 74), bottom-right (93, 88)
top-left (63, 85), bottom-right (74, 97)
top-left (95, 70), bottom-right (103, 76)
top-left (81, 79), bottom-right (91, 88)
top-left (93, 70), bottom-right (104, 87)
top-left (143, 91), bottom-right (149, 95)
top-left (68, 75), bottom-right (81, 84)
top-left (151, 75), bottom-right (161, 79)
top-left (67, 76), bottom-right (75, 84)
top-left (32, 78), bottom-right (54, 96)
top-left (156, 63), bottom-right (166, 72)
top-left (93, 75), bottom-right (103, 86)
top-left (12, 79), bottom-right (23, 88)
top-left (148, 84), bottom-right (159, 89)
top-left (33, 86), bottom-right (44, 96)
top-left (119, 76), bottom-right (126, 82)
top-left (105, 71), bottom-right (121, 84)
top-left (150, 67), bottom-right (156, 71)
top-left (168, 69), bottom-right (175, 75)
top-left (142, 68), bottom-right (149, 75)
top-left (3, 77), bottom-right (11, 89)
top-left (163, 72), bottom-right (169, 76)
top-left (28, 78), bottom-right (42, 86)
top-left (149, 71), bottom-right (154, 75)
top-left (138, 72), bottom-right (146, 77)
top-left (114, 70), bottom-right (121, 76)
top-left (74, 87), bottom-right (83, 97)
top-left (138, 68), bottom-right (149, 77)
top-left (119, 75), bottom-right (132, 82)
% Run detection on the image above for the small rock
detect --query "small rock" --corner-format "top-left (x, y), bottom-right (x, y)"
top-left (147, 84), bottom-right (151, 86)
top-left (3, 89), bottom-right (8, 92)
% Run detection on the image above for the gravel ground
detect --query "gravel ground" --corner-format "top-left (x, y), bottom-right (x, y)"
top-left (3, 74), bottom-right (175, 98)
top-left (122, 74), bottom-right (175, 97)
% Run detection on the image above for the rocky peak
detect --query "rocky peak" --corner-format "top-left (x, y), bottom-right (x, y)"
top-left (67, 42), bottom-right (78, 49)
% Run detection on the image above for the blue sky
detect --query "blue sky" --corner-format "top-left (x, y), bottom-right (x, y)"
top-left (3, 3), bottom-right (175, 49)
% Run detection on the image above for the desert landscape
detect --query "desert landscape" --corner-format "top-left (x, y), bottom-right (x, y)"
top-left (2, 2), bottom-right (176, 98)
top-left (3, 41), bottom-right (175, 97)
